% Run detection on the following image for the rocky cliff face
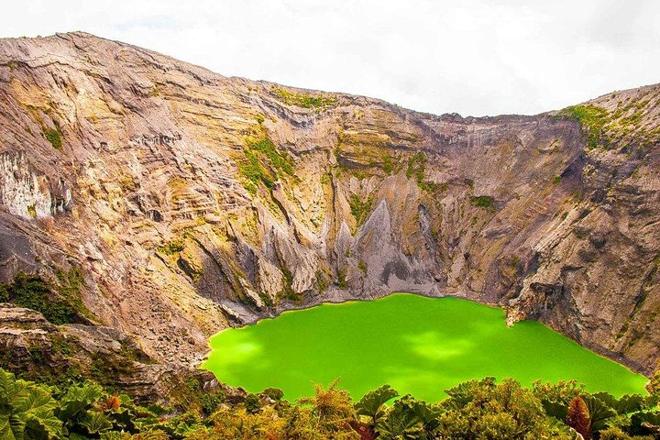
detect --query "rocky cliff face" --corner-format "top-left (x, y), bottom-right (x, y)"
top-left (0, 32), bottom-right (657, 377)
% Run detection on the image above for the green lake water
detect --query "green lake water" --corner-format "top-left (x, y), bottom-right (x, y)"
top-left (203, 293), bottom-right (648, 401)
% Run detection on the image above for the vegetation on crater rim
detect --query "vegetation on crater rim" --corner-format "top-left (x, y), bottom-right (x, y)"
top-left (559, 96), bottom-right (657, 150)
top-left (560, 105), bottom-right (610, 149)
top-left (273, 87), bottom-right (337, 109)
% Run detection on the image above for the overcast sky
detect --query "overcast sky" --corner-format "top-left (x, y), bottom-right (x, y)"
top-left (2, 1), bottom-right (659, 116)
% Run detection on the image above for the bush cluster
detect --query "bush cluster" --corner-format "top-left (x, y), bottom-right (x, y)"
top-left (44, 127), bottom-right (63, 150)
top-left (2, 369), bottom-right (658, 440)
top-left (559, 104), bottom-right (609, 149)
top-left (470, 195), bottom-right (496, 211)
top-left (348, 194), bottom-right (374, 227)
top-left (273, 88), bottom-right (337, 109)
top-left (238, 130), bottom-right (295, 195)
top-left (1, 271), bottom-right (88, 325)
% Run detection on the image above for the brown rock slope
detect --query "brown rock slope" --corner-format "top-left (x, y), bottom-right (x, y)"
top-left (0, 32), bottom-right (657, 376)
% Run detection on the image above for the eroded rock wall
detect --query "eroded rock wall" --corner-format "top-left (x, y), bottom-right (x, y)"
top-left (0, 32), bottom-right (657, 374)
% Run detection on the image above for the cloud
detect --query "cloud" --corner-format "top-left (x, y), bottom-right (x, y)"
top-left (2, 0), bottom-right (658, 116)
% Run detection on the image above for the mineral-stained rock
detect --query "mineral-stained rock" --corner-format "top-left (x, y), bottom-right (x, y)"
top-left (0, 32), bottom-right (657, 383)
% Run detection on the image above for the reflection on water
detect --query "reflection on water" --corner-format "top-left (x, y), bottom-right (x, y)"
top-left (203, 293), bottom-right (648, 401)
top-left (403, 331), bottom-right (474, 361)
top-left (206, 332), bottom-right (265, 368)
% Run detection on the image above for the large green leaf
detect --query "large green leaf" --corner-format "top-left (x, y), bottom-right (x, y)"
top-left (376, 395), bottom-right (440, 440)
top-left (583, 395), bottom-right (616, 433)
top-left (0, 416), bottom-right (17, 440)
top-left (355, 385), bottom-right (399, 421)
top-left (0, 370), bottom-right (61, 440)
top-left (541, 399), bottom-right (568, 420)
top-left (80, 410), bottom-right (113, 434)
top-left (629, 411), bottom-right (660, 436)
top-left (57, 382), bottom-right (103, 420)
top-left (0, 369), bottom-right (21, 406)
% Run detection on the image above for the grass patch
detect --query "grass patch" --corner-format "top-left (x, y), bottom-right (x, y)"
top-left (239, 150), bottom-right (272, 194)
top-left (471, 195), bottom-right (496, 211)
top-left (315, 270), bottom-right (329, 294)
top-left (406, 152), bottom-right (427, 183)
top-left (558, 96), bottom-right (657, 151)
top-left (279, 266), bottom-right (300, 302)
top-left (406, 152), bottom-right (441, 191)
top-left (238, 130), bottom-right (295, 195)
top-left (44, 127), bottom-right (63, 150)
top-left (559, 104), bottom-right (639, 150)
top-left (337, 268), bottom-right (348, 289)
top-left (158, 240), bottom-right (185, 255)
top-left (382, 154), bottom-right (395, 175)
top-left (248, 136), bottom-right (294, 175)
top-left (349, 194), bottom-right (374, 226)
top-left (273, 87), bottom-right (337, 109)
top-left (2, 269), bottom-right (90, 325)
top-left (559, 105), bottom-right (609, 149)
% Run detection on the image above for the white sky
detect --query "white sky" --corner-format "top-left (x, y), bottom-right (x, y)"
top-left (2, 0), bottom-right (659, 116)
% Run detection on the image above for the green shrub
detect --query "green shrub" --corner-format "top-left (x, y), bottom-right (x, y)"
top-left (337, 268), bottom-right (348, 289)
top-left (0, 368), bottom-right (169, 439)
top-left (382, 154), bottom-right (394, 174)
top-left (247, 136), bottom-right (294, 176)
top-left (349, 194), bottom-right (374, 226)
top-left (239, 150), bottom-right (273, 194)
top-left (244, 393), bottom-right (261, 414)
top-left (273, 87), bottom-right (337, 109)
top-left (355, 384), bottom-right (399, 428)
top-left (600, 426), bottom-right (634, 439)
top-left (2, 272), bottom-right (85, 324)
top-left (406, 152), bottom-right (427, 183)
top-left (194, 386), bottom-right (224, 416)
top-left (262, 387), bottom-right (284, 401)
top-left (238, 131), bottom-right (294, 195)
top-left (376, 394), bottom-right (440, 439)
top-left (560, 105), bottom-right (609, 149)
top-left (158, 240), bottom-right (185, 255)
top-left (406, 152), bottom-right (441, 191)
top-left (315, 270), bottom-right (329, 294)
top-left (44, 127), bottom-right (63, 150)
top-left (471, 195), bottom-right (496, 211)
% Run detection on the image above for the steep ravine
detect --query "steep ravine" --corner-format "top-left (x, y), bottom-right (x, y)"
top-left (0, 32), bottom-right (657, 392)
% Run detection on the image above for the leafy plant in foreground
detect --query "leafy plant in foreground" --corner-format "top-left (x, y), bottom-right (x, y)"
top-left (0, 369), bottom-right (62, 439)
top-left (2, 367), bottom-right (658, 439)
